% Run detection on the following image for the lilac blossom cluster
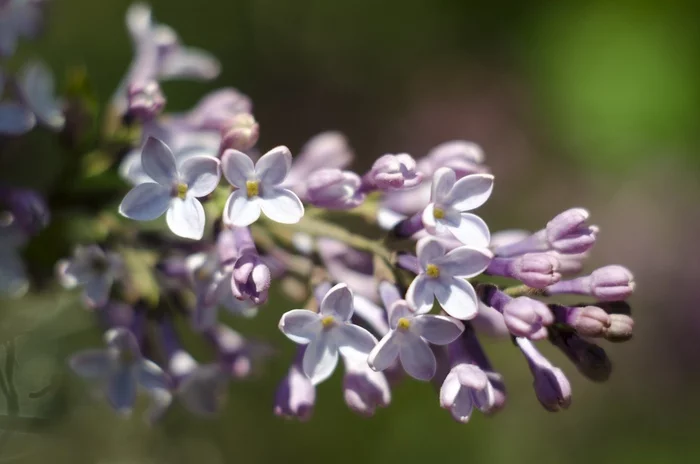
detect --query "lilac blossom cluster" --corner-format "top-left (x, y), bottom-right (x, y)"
top-left (0, 3), bottom-right (636, 424)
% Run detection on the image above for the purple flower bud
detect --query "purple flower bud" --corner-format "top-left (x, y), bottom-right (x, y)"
top-left (127, 80), bottom-right (165, 120)
top-left (231, 253), bottom-right (271, 305)
top-left (0, 187), bottom-right (49, 235)
top-left (185, 88), bottom-right (251, 131)
top-left (549, 329), bottom-right (611, 382)
top-left (421, 140), bottom-right (488, 178)
top-left (486, 253), bottom-right (561, 288)
top-left (440, 363), bottom-right (495, 423)
top-left (516, 337), bottom-right (572, 412)
top-left (545, 208), bottom-right (597, 254)
top-left (551, 304), bottom-right (611, 337)
top-left (393, 212), bottom-right (424, 238)
top-left (363, 153), bottom-right (422, 191)
top-left (219, 113), bottom-right (259, 152)
top-left (343, 354), bottom-right (391, 417)
top-left (546, 265), bottom-right (635, 301)
top-left (274, 347), bottom-right (316, 421)
top-left (502, 297), bottom-right (554, 340)
top-left (604, 314), bottom-right (634, 342)
top-left (548, 250), bottom-right (587, 275)
top-left (305, 168), bottom-right (365, 209)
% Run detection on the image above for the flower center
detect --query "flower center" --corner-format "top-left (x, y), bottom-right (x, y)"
top-left (426, 264), bottom-right (440, 278)
top-left (396, 317), bottom-right (411, 331)
top-left (433, 207), bottom-right (445, 219)
top-left (321, 315), bottom-right (335, 329)
top-left (246, 180), bottom-right (260, 197)
top-left (176, 183), bottom-right (188, 200)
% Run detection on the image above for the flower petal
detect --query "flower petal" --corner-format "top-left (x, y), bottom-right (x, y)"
top-left (119, 182), bottom-right (171, 220)
top-left (279, 309), bottom-right (321, 344)
top-left (106, 365), bottom-right (137, 413)
top-left (137, 359), bottom-right (171, 391)
top-left (434, 277), bottom-right (479, 320)
top-left (302, 336), bottom-right (339, 385)
top-left (416, 237), bottom-right (446, 270)
top-left (141, 137), bottom-right (178, 185)
top-left (368, 331), bottom-right (401, 371)
top-left (159, 46), bottom-right (221, 81)
top-left (180, 155), bottom-right (221, 197)
top-left (440, 372), bottom-right (460, 408)
top-left (431, 167), bottom-right (456, 203)
top-left (335, 324), bottom-right (377, 358)
top-left (69, 349), bottom-right (113, 378)
top-left (256, 146), bottom-right (292, 186)
top-left (444, 174), bottom-right (494, 212)
top-left (446, 213), bottom-right (491, 248)
top-left (0, 102), bottom-right (36, 135)
top-left (18, 60), bottom-right (65, 130)
top-left (406, 275), bottom-right (435, 314)
top-left (450, 388), bottom-right (475, 423)
top-left (223, 190), bottom-right (261, 227)
top-left (166, 197), bottom-right (205, 240)
top-left (399, 332), bottom-right (436, 380)
top-left (320, 283), bottom-right (354, 321)
top-left (433, 245), bottom-right (493, 278)
top-left (222, 149), bottom-right (255, 188)
top-left (260, 187), bottom-right (304, 224)
top-left (84, 276), bottom-right (111, 308)
top-left (412, 315), bottom-right (464, 345)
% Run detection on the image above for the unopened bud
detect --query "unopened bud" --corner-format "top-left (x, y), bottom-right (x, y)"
top-left (502, 297), bottom-right (554, 340)
top-left (231, 253), bottom-right (271, 304)
top-left (551, 305), bottom-right (611, 337)
top-left (589, 265), bottom-right (635, 301)
top-left (306, 168), bottom-right (365, 209)
top-left (220, 113), bottom-right (260, 152)
top-left (603, 314), bottom-right (634, 342)
top-left (364, 153), bottom-right (422, 191)
top-left (127, 80), bottom-right (165, 120)
top-left (545, 208), bottom-right (597, 254)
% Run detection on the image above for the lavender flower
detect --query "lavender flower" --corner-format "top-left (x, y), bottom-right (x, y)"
top-left (343, 353), bottom-right (391, 417)
top-left (57, 245), bottom-right (123, 308)
top-left (421, 140), bottom-right (488, 178)
top-left (440, 363), bottom-right (496, 423)
top-left (363, 153), bottom-right (422, 191)
top-left (126, 79), bottom-right (166, 121)
top-left (501, 297), bottom-right (554, 340)
top-left (0, 68), bottom-right (35, 134)
top-left (486, 252), bottom-right (562, 288)
top-left (274, 347), bottom-right (316, 421)
top-left (305, 168), bottom-right (365, 209)
top-left (0, 0), bottom-right (46, 57)
top-left (516, 337), bottom-right (572, 412)
top-left (546, 265), bottom-right (635, 301)
top-left (17, 60), bottom-right (65, 130)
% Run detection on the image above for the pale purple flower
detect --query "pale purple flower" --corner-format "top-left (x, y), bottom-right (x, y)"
top-left (274, 347), bottom-right (316, 421)
top-left (119, 137), bottom-right (221, 240)
top-left (406, 237), bottom-right (492, 319)
top-left (305, 168), bottom-right (365, 209)
top-left (0, 223), bottom-right (29, 297)
top-left (420, 140), bottom-right (488, 178)
top-left (220, 113), bottom-right (259, 152)
top-left (343, 352), bottom-right (391, 416)
top-left (516, 337), bottom-right (572, 412)
top-left (231, 253), bottom-right (271, 304)
top-left (501, 297), bottom-right (554, 340)
top-left (206, 324), bottom-right (272, 378)
top-left (486, 252), bottom-right (562, 288)
top-left (69, 328), bottom-right (171, 415)
top-left (181, 88), bottom-right (252, 132)
top-left (368, 297), bottom-right (464, 381)
top-left (284, 131), bottom-right (354, 191)
top-left (0, 0), bottom-right (46, 57)
top-left (550, 304), bottom-right (611, 337)
top-left (222, 147), bottom-right (304, 226)
top-left (120, 141), bottom-right (218, 185)
top-left (126, 80), bottom-right (165, 120)
top-left (422, 168), bottom-right (493, 247)
top-left (278, 283), bottom-right (378, 384)
top-left (17, 60), bottom-right (65, 130)
top-left (440, 363), bottom-right (495, 423)
top-left (0, 68), bottom-right (35, 134)
top-left (57, 245), bottom-right (123, 308)
top-left (546, 265), bottom-right (635, 301)
top-left (363, 153), bottom-right (422, 191)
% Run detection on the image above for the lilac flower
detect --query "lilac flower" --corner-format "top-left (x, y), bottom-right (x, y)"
top-left (126, 80), bottom-right (165, 121)
top-left (550, 304), bottom-right (611, 337)
top-left (0, 0), bottom-right (46, 57)
top-left (69, 328), bottom-right (171, 415)
top-left (57, 245), bottom-right (123, 308)
top-left (0, 187), bottom-right (49, 235)
top-left (343, 352), bottom-right (391, 416)
top-left (420, 140), bottom-right (488, 178)
top-left (406, 237), bottom-right (492, 319)
top-left (285, 131), bottom-right (354, 192)
top-left (119, 137), bottom-right (221, 240)
top-left (422, 168), bottom-right (493, 247)
top-left (486, 252), bottom-right (562, 288)
top-left (501, 297), bottom-right (554, 340)
top-left (363, 153), bottom-right (422, 191)
top-left (222, 147), bottom-right (304, 226)
top-left (0, 223), bottom-right (29, 297)
top-left (180, 88), bottom-right (252, 132)
top-left (516, 337), bottom-right (572, 412)
top-left (305, 168), bottom-right (365, 209)
top-left (120, 142), bottom-right (217, 186)
top-left (17, 60), bottom-right (65, 131)
top-left (546, 265), bottom-right (635, 301)
top-left (220, 113), bottom-right (260, 152)
top-left (368, 295), bottom-right (464, 381)
top-left (440, 363), bottom-right (496, 423)
top-left (274, 347), bottom-right (316, 421)
top-left (0, 68), bottom-right (35, 135)
top-left (278, 283), bottom-right (378, 384)
top-left (231, 253), bottom-right (271, 305)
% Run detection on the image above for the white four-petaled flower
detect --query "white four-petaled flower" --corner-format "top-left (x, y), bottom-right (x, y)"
top-left (119, 137), bottom-right (221, 240)
top-left (368, 298), bottom-right (464, 380)
top-left (278, 283), bottom-right (377, 385)
top-left (407, 237), bottom-right (492, 320)
top-left (422, 167), bottom-right (494, 247)
top-left (222, 147), bottom-right (304, 227)
top-left (57, 245), bottom-right (123, 308)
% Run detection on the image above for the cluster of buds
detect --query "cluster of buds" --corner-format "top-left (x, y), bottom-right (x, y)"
top-left (0, 2), bottom-right (636, 425)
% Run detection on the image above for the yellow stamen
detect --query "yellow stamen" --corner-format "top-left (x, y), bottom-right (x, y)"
top-left (246, 180), bottom-right (260, 197)
top-left (426, 264), bottom-right (440, 278)
top-left (321, 315), bottom-right (335, 328)
top-left (397, 317), bottom-right (411, 331)
top-left (433, 207), bottom-right (445, 219)
top-left (176, 183), bottom-right (188, 200)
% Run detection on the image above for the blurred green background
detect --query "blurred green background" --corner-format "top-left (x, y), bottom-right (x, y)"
top-left (2, 0), bottom-right (700, 462)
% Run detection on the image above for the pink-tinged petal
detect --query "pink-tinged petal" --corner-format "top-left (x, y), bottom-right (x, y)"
top-left (84, 276), bottom-right (111, 308)
top-left (431, 167), bottom-right (456, 203)
top-left (302, 336), bottom-right (339, 385)
top-left (412, 315), bottom-right (464, 345)
top-left (368, 331), bottom-right (401, 371)
top-left (141, 137), bottom-right (178, 185)
top-left (444, 174), bottom-right (494, 212)
top-left (416, 237), bottom-right (446, 269)
top-left (440, 371), bottom-right (460, 408)
top-left (260, 187), bottom-right (304, 224)
top-left (180, 155), bottom-right (221, 197)
top-left (159, 46), bottom-right (221, 81)
top-left (433, 245), bottom-right (493, 278)
top-left (221, 149), bottom-right (255, 188)
top-left (0, 102), bottom-right (36, 135)
top-left (279, 310), bottom-right (321, 344)
top-left (166, 197), bottom-right (205, 240)
top-left (446, 213), bottom-right (491, 248)
top-left (256, 146), bottom-right (292, 186)
top-left (406, 275), bottom-right (435, 314)
top-left (106, 365), bottom-right (137, 413)
top-left (434, 277), bottom-right (478, 320)
top-left (335, 324), bottom-right (378, 358)
top-left (223, 190), bottom-right (261, 226)
top-left (399, 332), bottom-right (436, 380)
top-left (69, 349), bottom-right (112, 378)
top-left (320, 283), bottom-right (354, 321)
top-left (119, 182), bottom-right (171, 221)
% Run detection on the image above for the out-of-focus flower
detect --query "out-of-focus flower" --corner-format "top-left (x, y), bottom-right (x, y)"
top-left (342, 352), bottom-right (390, 416)
top-left (420, 140), bottom-right (488, 178)
top-left (219, 113), bottom-right (259, 152)
top-left (17, 60), bottom-right (65, 130)
top-left (0, 0), bottom-right (46, 57)
top-left (222, 147), bottom-right (304, 226)
top-left (57, 245), bottom-right (123, 308)
top-left (285, 131), bottom-right (354, 192)
top-left (0, 187), bottom-right (49, 235)
top-left (0, 223), bottom-right (29, 297)
top-left (0, 68), bottom-right (35, 134)
top-left (363, 153), bottom-right (422, 191)
top-left (305, 168), bottom-right (365, 209)
top-left (274, 347), bottom-right (316, 421)
top-left (126, 79), bottom-right (165, 121)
